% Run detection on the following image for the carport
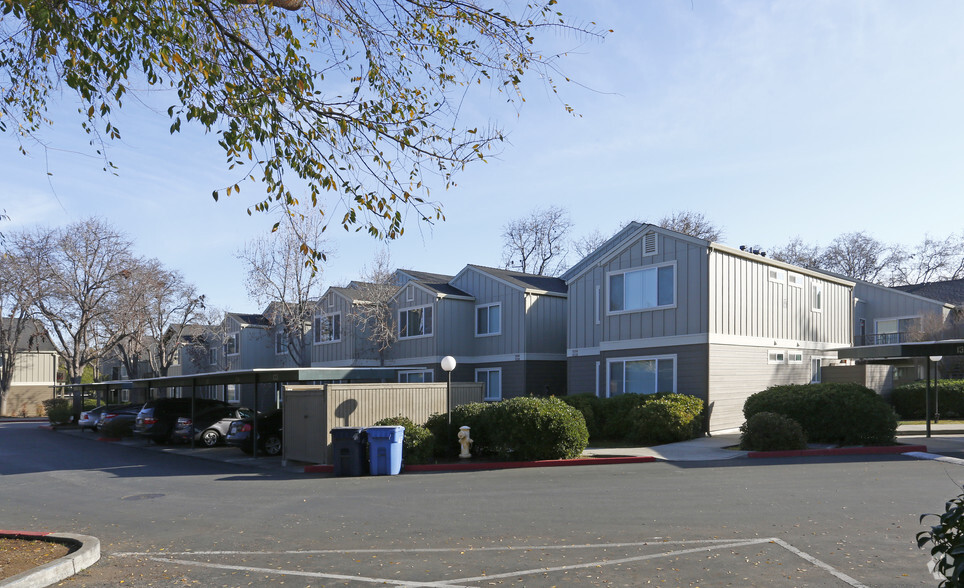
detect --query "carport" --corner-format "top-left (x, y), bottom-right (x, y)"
top-left (62, 367), bottom-right (398, 453)
top-left (837, 339), bottom-right (964, 437)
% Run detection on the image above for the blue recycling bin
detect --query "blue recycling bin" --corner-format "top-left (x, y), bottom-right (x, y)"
top-left (367, 426), bottom-right (404, 475)
top-left (331, 427), bottom-right (368, 477)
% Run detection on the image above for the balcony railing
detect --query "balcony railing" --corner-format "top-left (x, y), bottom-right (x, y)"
top-left (854, 332), bottom-right (914, 346)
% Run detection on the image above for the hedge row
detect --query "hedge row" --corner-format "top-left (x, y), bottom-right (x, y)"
top-left (561, 392), bottom-right (704, 445)
top-left (743, 382), bottom-right (897, 446)
top-left (426, 396), bottom-right (589, 461)
top-left (890, 379), bottom-right (964, 420)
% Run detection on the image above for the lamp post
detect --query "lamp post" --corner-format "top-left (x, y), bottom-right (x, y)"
top-left (931, 355), bottom-right (943, 424)
top-left (441, 355), bottom-right (457, 425)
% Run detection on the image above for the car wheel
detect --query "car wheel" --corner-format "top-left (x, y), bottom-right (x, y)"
top-left (261, 434), bottom-right (282, 456)
top-left (200, 429), bottom-right (220, 447)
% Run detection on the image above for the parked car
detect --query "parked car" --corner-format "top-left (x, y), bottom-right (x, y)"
top-left (134, 398), bottom-right (229, 443)
top-left (171, 405), bottom-right (255, 447)
top-left (226, 409), bottom-right (283, 456)
top-left (98, 403), bottom-right (144, 436)
top-left (79, 405), bottom-right (111, 431)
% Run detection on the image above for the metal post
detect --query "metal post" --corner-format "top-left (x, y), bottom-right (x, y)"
top-left (926, 357), bottom-right (931, 438)
top-left (934, 363), bottom-right (941, 424)
top-left (447, 370), bottom-right (452, 426)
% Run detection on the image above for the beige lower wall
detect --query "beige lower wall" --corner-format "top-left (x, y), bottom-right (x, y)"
top-left (1, 385), bottom-right (56, 417)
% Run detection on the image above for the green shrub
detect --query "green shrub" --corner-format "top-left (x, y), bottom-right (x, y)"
top-left (627, 393), bottom-right (704, 445)
top-left (425, 402), bottom-right (493, 459)
top-left (739, 412), bottom-right (807, 451)
top-left (560, 394), bottom-right (603, 439)
top-left (373, 416), bottom-right (435, 465)
top-left (744, 383), bottom-right (897, 446)
top-left (83, 398), bottom-right (101, 410)
top-left (918, 489), bottom-right (964, 586)
top-left (42, 398), bottom-right (72, 425)
top-left (891, 380), bottom-right (964, 420)
top-left (99, 417), bottom-right (134, 438)
top-left (596, 394), bottom-right (651, 440)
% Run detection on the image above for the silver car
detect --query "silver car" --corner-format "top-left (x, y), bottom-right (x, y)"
top-left (172, 406), bottom-right (255, 447)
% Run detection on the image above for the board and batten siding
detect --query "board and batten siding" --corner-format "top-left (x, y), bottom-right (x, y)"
top-left (706, 343), bottom-right (825, 431)
top-left (450, 268), bottom-right (525, 356)
top-left (854, 282), bottom-right (950, 331)
top-left (312, 293), bottom-right (360, 366)
top-left (389, 286), bottom-right (440, 362)
top-left (9, 352), bottom-right (58, 384)
top-left (708, 250), bottom-right (851, 346)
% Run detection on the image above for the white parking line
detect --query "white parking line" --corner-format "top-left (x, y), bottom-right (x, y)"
top-left (117, 537), bottom-right (868, 587)
top-left (905, 451), bottom-right (964, 466)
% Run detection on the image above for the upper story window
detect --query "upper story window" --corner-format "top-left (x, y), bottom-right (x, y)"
top-left (399, 370), bottom-right (433, 383)
top-left (399, 305), bottom-right (433, 339)
top-left (275, 331), bottom-right (286, 354)
top-left (608, 263), bottom-right (675, 314)
top-left (224, 332), bottom-right (240, 356)
top-left (314, 313), bottom-right (341, 344)
top-left (476, 303), bottom-right (501, 336)
top-left (788, 272), bottom-right (803, 288)
top-left (209, 347), bottom-right (218, 365)
top-left (768, 268), bottom-right (785, 284)
top-left (811, 284), bottom-right (823, 311)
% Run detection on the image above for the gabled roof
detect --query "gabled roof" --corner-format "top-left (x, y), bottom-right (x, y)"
top-left (396, 269), bottom-right (471, 299)
top-left (225, 312), bottom-right (272, 328)
top-left (461, 265), bottom-right (567, 295)
top-left (893, 279), bottom-right (964, 306)
top-left (0, 318), bottom-right (56, 353)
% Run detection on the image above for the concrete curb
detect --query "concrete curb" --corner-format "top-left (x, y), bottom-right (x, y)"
top-left (305, 455), bottom-right (658, 474)
top-left (0, 531), bottom-right (100, 588)
top-left (747, 444), bottom-right (928, 459)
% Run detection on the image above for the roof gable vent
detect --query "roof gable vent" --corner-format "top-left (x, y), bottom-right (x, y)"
top-left (643, 232), bottom-right (658, 256)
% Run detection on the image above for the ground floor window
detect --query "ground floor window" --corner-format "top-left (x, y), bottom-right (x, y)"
top-left (476, 367), bottom-right (502, 401)
top-left (399, 370), bottom-right (433, 383)
top-left (226, 384), bottom-right (240, 404)
top-left (607, 355), bottom-right (675, 397)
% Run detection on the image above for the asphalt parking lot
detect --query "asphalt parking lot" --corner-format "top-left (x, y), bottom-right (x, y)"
top-left (3, 421), bottom-right (964, 586)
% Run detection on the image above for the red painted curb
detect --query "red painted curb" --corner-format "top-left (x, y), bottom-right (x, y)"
top-left (304, 456), bottom-right (657, 474)
top-left (0, 530), bottom-right (51, 538)
top-left (747, 444), bottom-right (927, 459)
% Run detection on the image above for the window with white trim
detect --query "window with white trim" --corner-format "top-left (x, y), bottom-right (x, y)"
top-left (475, 303), bottom-right (501, 336)
top-left (788, 272), bottom-right (803, 288)
top-left (275, 332), bottom-right (286, 355)
top-left (314, 313), bottom-right (341, 344)
top-left (476, 367), bottom-right (502, 401)
top-left (398, 370), bottom-right (433, 383)
top-left (120, 389), bottom-right (130, 402)
top-left (209, 347), bottom-right (218, 366)
top-left (768, 268), bottom-right (785, 284)
top-left (399, 305), bottom-right (433, 339)
top-left (224, 332), bottom-right (240, 356)
top-left (608, 263), bottom-right (675, 313)
top-left (812, 284), bottom-right (823, 311)
top-left (788, 352), bottom-right (804, 364)
top-left (226, 384), bottom-right (240, 403)
top-left (607, 355), bottom-right (675, 396)
top-left (768, 350), bottom-right (786, 364)
top-left (594, 285), bottom-right (601, 325)
top-left (406, 284), bottom-right (415, 301)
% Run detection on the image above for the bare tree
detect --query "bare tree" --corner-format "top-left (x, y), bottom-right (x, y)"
top-left (769, 237), bottom-right (824, 270)
top-left (239, 212), bottom-right (328, 367)
top-left (350, 249), bottom-right (400, 366)
top-left (18, 219), bottom-right (137, 394)
top-left (501, 205), bottom-right (572, 276)
top-left (141, 263), bottom-right (206, 378)
top-left (0, 244), bottom-right (44, 415)
top-left (821, 231), bottom-right (893, 283)
top-left (655, 210), bottom-right (723, 242)
top-left (572, 228), bottom-right (611, 259)
top-left (888, 234), bottom-right (964, 286)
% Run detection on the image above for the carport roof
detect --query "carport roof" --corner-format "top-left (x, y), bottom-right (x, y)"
top-left (60, 367), bottom-right (400, 392)
top-left (836, 339), bottom-right (964, 360)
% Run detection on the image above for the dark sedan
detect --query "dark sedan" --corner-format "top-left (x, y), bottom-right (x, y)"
top-left (171, 405), bottom-right (254, 447)
top-left (226, 409), bottom-right (283, 456)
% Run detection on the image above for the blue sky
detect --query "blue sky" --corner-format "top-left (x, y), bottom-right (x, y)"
top-left (5, 1), bottom-right (964, 313)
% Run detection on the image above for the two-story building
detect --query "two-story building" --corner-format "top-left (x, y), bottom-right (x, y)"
top-left (0, 319), bottom-right (59, 416)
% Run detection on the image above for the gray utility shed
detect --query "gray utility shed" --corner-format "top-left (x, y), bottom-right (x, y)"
top-left (283, 382), bottom-right (484, 464)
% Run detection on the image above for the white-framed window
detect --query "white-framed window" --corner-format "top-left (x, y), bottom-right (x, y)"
top-left (607, 355), bottom-right (676, 397)
top-left (476, 367), bottom-right (502, 401)
top-left (594, 285), bottom-right (601, 325)
top-left (811, 358), bottom-right (823, 383)
top-left (399, 305), bottom-right (433, 339)
top-left (788, 351), bottom-right (804, 364)
top-left (788, 272), bottom-right (803, 288)
top-left (399, 370), bottom-right (433, 383)
top-left (172, 348), bottom-right (181, 365)
top-left (314, 313), bottom-right (341, 344)
top-left (275, 331), bottom-right (286, 355)
top-left (209, 347), bottom-right (218, 366)
top-left (406, 284), bottom-right (415, 302)
top-left (768, 350), bottom-right (786, 364)
top-left (224, 332), bottom-right (240, 356)
top-left (120, 389), bottom-right (130, 402)
top-left (475, 303), bottom-right (501, 336)
top-left (811, 284), bottom-right (823, 311)
top-left (226, 384), bottom-right (240, 403)
top-left (768, 268), bottom-right (785, 284)
top-left (608, 262), bottom-right (676, 314)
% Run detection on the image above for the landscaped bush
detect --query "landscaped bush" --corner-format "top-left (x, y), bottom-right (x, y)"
top-left (744, 383), bottom-right (897, 446)
top-left (560, 393), bottom-right (603, 439)
top-left (739, 411), bottom-right (807, 451)
top-left (891, 379), bottom-right (964, 420)
top-left (99, 417), bottom-right (134, 438)
top-left (627, 393), bottom-right (705, 445)
top-left (42, 398), bottom-right (72, 425)
top-left (373, 416), bottom-right (435, 465)
top-left (596, 393), bottom-right (651, 440)
top-left (427, 397), bottom-right (589, 461)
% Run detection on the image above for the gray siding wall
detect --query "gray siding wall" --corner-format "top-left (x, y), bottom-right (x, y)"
top-left (313, 293), bottom-right (375, 366)
top-left (451, 268), bottom-right (524, 356)
top-left (709, 250), bottom-right (851, 345)
top-left (567, 231), bottom-right (709, 351)
top-left (526, 294), bottom-right (567, 354)
top-left (567, 356), bottom-right (601, 397)
top-left (239, 328), bottom-right (273, 369)
top-left (525, 360), bottom-right (567, 397)
top-left (602, 344), bottom-right (708, 401)
top-left (389, 287), bottom-right (439, 361)
top-left (706, 343), bottom-right (828, 431)
top-left (436, 298), bottom-right (474, 358)
top-left (854, 282), bottom-right (949, 335)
